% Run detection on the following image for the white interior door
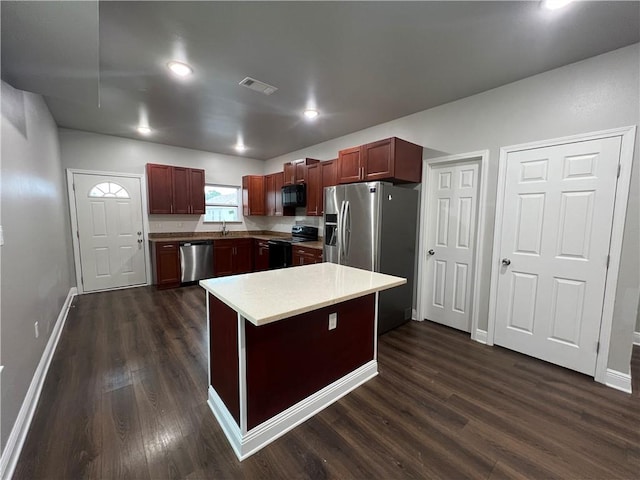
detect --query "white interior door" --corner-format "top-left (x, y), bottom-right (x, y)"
top-left (424, 162), bottom-right (479, 332)
top-left (493, 137), bottom-right (621, 376)
top-left (73, 173), bottom-right (147, 292)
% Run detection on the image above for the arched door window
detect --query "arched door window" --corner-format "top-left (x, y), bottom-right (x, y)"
top-left (88, 182), bottom-right (130, 198)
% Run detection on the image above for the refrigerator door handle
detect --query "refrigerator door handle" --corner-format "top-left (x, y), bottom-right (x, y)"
top-left (338, 200), bottom-right (346, 264)
top-left (344, 200), bottom-right (351, 260)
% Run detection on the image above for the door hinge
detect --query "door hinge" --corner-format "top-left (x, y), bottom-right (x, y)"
top-left (606, 254), bottom-right (610, 269)
top-left (596, 341), bottom-right (600, 354)
top-left (76, 230), bottom-right (80, 239)
top-left (617, 164), bottom-right (621, 178)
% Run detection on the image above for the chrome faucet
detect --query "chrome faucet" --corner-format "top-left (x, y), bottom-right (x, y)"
top-left (221, 220), bottom-right (229, 236)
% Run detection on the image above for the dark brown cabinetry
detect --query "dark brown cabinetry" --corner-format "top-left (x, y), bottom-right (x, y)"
top-left (306, 159), bottom-right (337, 216)
top-left (147, 163), bottom-right (205, 214)
top-left (153, 241), bottom-right (181, 288)
top-left (242, 176), bottom-right (266, 216)
top-left (292, 245), bottom-right (323, 266)
top-left (254, 240), bottom-right (270, 272)
top-left (283, 158), bottom-right (320, 185)
top-left (265, 172), bottom-right (294, 217)
top-left (305, 163), bottom-right (321, 216)
top-left (214, 238), bottom-right (254, 277)
top-left (320, 159), bottom-right (337, 215)
top-left (146, 164), bottom-right (174, 214)
top-left (336, 137), bottom-right (423, 184)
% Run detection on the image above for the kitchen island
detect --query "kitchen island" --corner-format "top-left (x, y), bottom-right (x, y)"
top-left (199, 262), bottom-right (405, 460)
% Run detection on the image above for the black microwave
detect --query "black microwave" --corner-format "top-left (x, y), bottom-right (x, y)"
top-left (282, 184), bottom-right (306, 207)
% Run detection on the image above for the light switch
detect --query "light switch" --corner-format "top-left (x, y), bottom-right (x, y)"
top-left (328, 313), bottom-right (337, 330)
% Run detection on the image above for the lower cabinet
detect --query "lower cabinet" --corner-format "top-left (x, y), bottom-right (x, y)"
top-left (254, 240), bottom-right (270, 272)
top-left (292, 245), bottom-right (323, 266)
top-left (214, 238), bottom-right (254, 277)
top-left (153, 241), bottom-right (181, 289)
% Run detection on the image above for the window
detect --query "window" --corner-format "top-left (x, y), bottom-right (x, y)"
top-left (204, 184), bottom-right (241, 222)
top-left (88, 182), bottom-right (130, 198)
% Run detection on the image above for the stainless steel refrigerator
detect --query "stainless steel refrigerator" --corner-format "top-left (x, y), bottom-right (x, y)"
top-left (324, 182), bottom-right (419, 334)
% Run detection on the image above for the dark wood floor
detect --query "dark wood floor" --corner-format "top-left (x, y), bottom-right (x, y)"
top-left (14, 285), bottom-right (640, 479)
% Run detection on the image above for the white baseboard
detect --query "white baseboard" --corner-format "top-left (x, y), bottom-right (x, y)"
top-left (604, 368), bottom-right (632, 394)
top-left (474, 329), bottom-right (488, 344)
top-left (0, 287), bottom-right (77, 480)
top-left (208, 360), bottom-right (378, 461)
top-left (633, 331), bottom-right (640, 346)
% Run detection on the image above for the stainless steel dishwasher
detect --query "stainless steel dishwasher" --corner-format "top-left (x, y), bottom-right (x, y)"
top-left (179, 240), bottom-right (214, 284)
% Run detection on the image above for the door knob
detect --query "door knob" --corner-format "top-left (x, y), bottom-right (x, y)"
top-left (137, 231), bottom-right (142, 236)
top-left (501, 258), bottom-right (511, 266)
top-left (428, 249), bottom-right (435, 255)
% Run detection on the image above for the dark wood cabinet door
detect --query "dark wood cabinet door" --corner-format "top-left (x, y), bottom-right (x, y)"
top-left (265, 174), bottom-right (276, 216)
top-left (146, 164), bottom-right (174, 214)
top-left (292, 245), bottom-right (322, 266)
top-left (234, 240), bottom-right (254, 274)
top-left (155, 242), bottom-right (180, 288)
top-left (242, 175), bottom-right (266, 216)
top-left (305, 163), bottom-right (321, 216)
top-left (337, 146), bottom-right (363, 184)
top-left (172, 167), bottom-right (191, 214)
top-left (295, 161), bottom-right (307, 184)
top-left (362, 138), bottom-right (394, 181)
top-left (283, 163), bottom-right (296, 186)
top-left (254, 240), bottom-right (270, 272)
top-left (189, 168), bottom-right (206, 214)
top-left (320, 159), bottom-right (337, 215)
top-left (362, 137), bottom-right (423, 183)
top-left (213, 242), bottom-right (235, 277)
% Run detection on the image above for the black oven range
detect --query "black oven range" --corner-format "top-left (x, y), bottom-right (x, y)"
top-left (267, 225), bottom-right (318, 269)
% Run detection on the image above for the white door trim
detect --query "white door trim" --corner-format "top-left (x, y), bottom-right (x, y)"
top-left (66, 168), bottom-right (152, 294)
top-left (487, 126), bottom-right (637, 384)
top-left (417, 150), bottom-right (490, 342)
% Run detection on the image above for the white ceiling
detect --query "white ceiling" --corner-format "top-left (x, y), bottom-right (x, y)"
top-left (2, 1), bottom-right (639, 160)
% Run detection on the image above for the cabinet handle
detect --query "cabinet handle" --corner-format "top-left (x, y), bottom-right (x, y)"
top-left (162, 244), bottom-right (174, 248)
top-left (170, 204), bottom-right (173, 214)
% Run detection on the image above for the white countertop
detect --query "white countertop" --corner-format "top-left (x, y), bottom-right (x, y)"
top-left (199, 263), bottom-right (406, 326)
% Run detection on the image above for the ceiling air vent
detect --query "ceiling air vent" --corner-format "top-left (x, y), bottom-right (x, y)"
top-left (239, 77), bottom-right (278, 95)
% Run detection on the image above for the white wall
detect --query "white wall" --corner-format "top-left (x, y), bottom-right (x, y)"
top-left (0, 81), bottom-right (75, 451)
top-left (58, 129), bottom-right (270, 234)
top-left (265, 44), bottom-right (640, 374)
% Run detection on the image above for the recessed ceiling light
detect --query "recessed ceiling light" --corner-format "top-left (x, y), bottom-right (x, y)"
top-left (235, 143), bottom-right (247, 152)
top-left (303, 109), bottom-right (319, 120)
top-left (167, 61), bottom-right (193, 77)
top-left (542, 0), bottom-right (574, 10)
top-left (137, 126), bottom-right (152, 135)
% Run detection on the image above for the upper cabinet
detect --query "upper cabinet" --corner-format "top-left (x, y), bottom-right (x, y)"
top-left (283, 158), bottom-right (320, 185)
top-left (265, 172), bottom-right (294, 217)
top-left (305, 163), bottom-right (321, 216)
top-left (320, 159), bottom-right (338, 215)
top-left (337, 137), bottom-right (423, 184)
top-left (147, 163), bottom-right (205, 214)
top-left (307, 159), bottom-right (337, 216)
top-left (242, 175), bottom-right (266, 216)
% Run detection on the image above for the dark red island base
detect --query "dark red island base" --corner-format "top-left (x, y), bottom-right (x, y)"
top-left (200, 263), bottom-right (405, 460)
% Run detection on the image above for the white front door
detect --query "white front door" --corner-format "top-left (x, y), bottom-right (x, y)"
top-left (73, 173), bottom-right (147, 292)
top-left (424, 161), bottom-right (480, 332)
top-left (493, 137), bottom-right (621, 376)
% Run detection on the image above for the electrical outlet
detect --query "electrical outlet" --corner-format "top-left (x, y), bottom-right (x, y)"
top-left (34, 321), bottom-right (39, 338)
top-left (328, 313), bottom-right (337, 330)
